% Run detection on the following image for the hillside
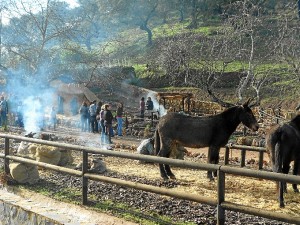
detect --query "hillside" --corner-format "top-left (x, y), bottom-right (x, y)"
top-left (96, 5), bottom-right (300, 111)
top-left (91, 69), bottom-right (300, 112)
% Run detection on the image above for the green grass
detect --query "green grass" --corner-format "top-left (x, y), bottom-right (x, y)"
top-left (10, 182), bottom-right (194, 225)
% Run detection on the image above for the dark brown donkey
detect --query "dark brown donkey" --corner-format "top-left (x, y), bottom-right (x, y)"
top-left (154, 99), bottom-right (259, 180)
top-left (266, 114), bottom-right (300, 208)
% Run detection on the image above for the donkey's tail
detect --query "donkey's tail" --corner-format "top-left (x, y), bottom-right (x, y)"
top-left (154, 129), bottom-right (160, 155)
top-left (269, 128), bottom-right (283, 173)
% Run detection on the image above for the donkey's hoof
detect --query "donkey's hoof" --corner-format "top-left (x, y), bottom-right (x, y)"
top-left (280, 202), bottom-right (285, 208)
top-left (162, 176), bottom-right (169, 181)
top-left (209, 177), bottom-right (215, 182)
top-left (169, 175), bottom-right (176, 180)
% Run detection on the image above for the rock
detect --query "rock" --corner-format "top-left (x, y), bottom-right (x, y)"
top-left (35, 145), bottom-right (61, 165)
top-left (58, 149), bottom-right (74, 166)
top-left (89, 158), bottom-right (107, 173)
top-left (9, 162), bottom-right (39, 184)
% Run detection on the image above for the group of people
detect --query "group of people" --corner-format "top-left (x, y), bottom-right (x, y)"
top-left (140, 96), bottom-right (154, 118)
top-left (0, 93), bottom-right (59, 131)
top-left (79, 100), bottom-right (124, 145)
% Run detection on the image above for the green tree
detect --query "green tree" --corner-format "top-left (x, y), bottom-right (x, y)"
top-left (96, 0), bottom-right (159, 46)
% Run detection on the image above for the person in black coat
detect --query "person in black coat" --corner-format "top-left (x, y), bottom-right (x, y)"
top-left (103, 104), bottom-right (113, 144)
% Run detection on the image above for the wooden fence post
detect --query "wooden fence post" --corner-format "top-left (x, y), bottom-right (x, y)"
top-left (217, 170), bottom-right (225, 225)
top-left (240, 149), bottom-right (246, 167)
top-left (259, 151), bottom-right (264, 170)
top-left (4, 137), bottom-right (9, 174)
top-left (224, 146), bottom-right (229, 165)
top-left (82, 151), bottom-right (88, 205)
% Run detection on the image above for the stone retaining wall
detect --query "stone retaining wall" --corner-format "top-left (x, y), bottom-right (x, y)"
top-left (0, 189), bottom-right (63, 225)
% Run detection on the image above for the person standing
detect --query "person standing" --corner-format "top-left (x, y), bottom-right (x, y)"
top-left (116, 102), bottom-right (123, 136)
top-left (89, 100), bottom-right (97, 133)
top-left (146, 97), bottom-right (154, 111)
top-left (79, 101), bottom-right (89, 132)
top-left (103, 104), bottom-right (113, 144)
top-left (140, 97), bottom-right (145, 118)
top-left (49, 106), bottom-right (57, 130)
top-left (16, 101), bottom-right (24, 127)
top-left (95, 101), bottom-right (102, 133)
top-left (99, 105), bottom-right (106, 143)
top-left (0, 96), bottom-right (8, 129)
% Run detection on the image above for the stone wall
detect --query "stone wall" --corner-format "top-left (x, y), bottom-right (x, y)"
top-left (0, 189), bottom-right (63, 225)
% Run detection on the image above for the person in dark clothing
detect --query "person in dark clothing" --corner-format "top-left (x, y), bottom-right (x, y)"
top-left (140, 97), bottom-right (145, 118)
top-left (89, 100), bottom-right (97, 133)
top-left (146, 97), bottom-right (154, 110)
top-left (116, 102), bottom-right (124, 136)
top-left (96, 101), bottom-right (103, 115)
top-left (79, 101), bottom-right (89, 132)
top-left (103, 104), bottom-right (113, 144)
top-left (99, 105), bottom-right (106, 143)
top-left (0, 95), bottom-right (8, 129)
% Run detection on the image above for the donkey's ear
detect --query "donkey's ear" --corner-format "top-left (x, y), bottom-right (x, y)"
top-left (242, 98), bottom-right (252, 108)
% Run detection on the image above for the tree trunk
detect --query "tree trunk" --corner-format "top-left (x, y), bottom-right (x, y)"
top-left (140, 23), bottom-right (153, 46)
top-left (298, 0), bottom-right (300, 19)
top-left (238, 35), bottom-right (254, 100)
top-left (187, 0), bottom-right (198, 29)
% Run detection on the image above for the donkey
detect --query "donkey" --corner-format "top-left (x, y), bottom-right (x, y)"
top-left (266, 114), bottom-right (300, 208)
top-left (154, 99), bottom-right (259, 180)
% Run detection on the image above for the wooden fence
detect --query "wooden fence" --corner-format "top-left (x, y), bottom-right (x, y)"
top-left (225, 144), bottom-right (266, 169)
top-left (0, 134), bottom-right (300, 225)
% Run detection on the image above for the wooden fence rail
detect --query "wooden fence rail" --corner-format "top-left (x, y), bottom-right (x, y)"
top-left (0, 134), bottom-right (300, 225)
top-left (225, 144), bottom-right (267, 169)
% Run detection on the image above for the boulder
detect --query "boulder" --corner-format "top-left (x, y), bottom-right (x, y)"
top-left (17, 141), bottom-right (30, 155)
top-left (9, 162), bottom-right (39, 184)
top-left (137, 138), bottom-right (154, 155)
top-left (89, 158), bottom-right (107, 173)
top-left (58, 149), bottom-right (74, 166)
top-left (35, 145), bottom-right (61, 165)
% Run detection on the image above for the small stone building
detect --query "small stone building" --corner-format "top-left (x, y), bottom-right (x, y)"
top-left (50, 80), bottom-right (100, 116)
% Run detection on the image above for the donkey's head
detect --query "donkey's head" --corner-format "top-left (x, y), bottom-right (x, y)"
top-left (239, 98), bottom-right (259, 132)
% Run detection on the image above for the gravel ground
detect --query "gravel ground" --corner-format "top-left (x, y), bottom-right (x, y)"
top-left (31, 170), bottom-right (291, 225)
top-left (1, 126), bottom-right (295, 225)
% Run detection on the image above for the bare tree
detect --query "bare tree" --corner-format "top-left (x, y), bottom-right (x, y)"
top-left (2, 0), bottom-right (79, 82)
top-left (275, 2), bottom-right (300, 82)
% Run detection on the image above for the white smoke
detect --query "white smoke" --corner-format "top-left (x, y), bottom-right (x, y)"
top-left (146, 91), bottom-right (167, 117)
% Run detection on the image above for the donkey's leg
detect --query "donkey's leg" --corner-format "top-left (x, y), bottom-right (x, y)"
top-left (292, 160), bottom-right (299, 193)
top-left (157, 140), bottom-right (172, 180)
top-left (279, 181), bottom-right (285, 208)
top-left (157, 153), bottom-right (168, 180)
top-left (207, 147), bottom-right (213, 180)
top-left (207, 146), bottom-right (219, 181)
top-left (164, 165), bottom-right (176, 179)
top-left (164, 150), bottom-right (176, 179)
top-left (282, 164), bottom-right (290, 193)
